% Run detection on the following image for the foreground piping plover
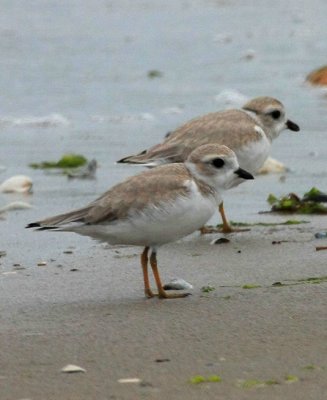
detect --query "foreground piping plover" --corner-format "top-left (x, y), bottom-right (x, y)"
top-left (118, 97), bottom-right (300, 232)
top-left (27, 144), bottom-right (253, 299)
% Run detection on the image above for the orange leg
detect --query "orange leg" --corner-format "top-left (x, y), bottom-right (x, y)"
top-left (219, 202), bottom-right (233, 233)
top-left (199, 202), bottom-right (232, 234)
top-left (200, 202), bottom-right (250, 234)
top-left (141, 247), bottom-right (154, 298)
top-left (149, 251), bottom-right (190, 299)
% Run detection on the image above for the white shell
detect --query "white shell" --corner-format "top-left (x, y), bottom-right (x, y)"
top-left (0, 201), bottom-right (32, 213)
top-left (61, 364), bottom-right (86, 373)
top-left (214, 90), bottom-right (248, 107)
top-left (258, 157), bottom-right (287, 175)
top-left (0, 175), bottom-right (33, 193)
top-left (118, 378), bottom-right (141, 384)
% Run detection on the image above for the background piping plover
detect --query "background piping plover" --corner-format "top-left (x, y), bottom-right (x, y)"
top-left (118, 96), bottom-right (300, 233)
top-left (27, 144), bottom-right (253, 299)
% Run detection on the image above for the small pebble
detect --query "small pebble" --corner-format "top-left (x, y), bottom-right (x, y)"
top-left (314, 232), bottom-right (327, 239)
top-left (241, 49), bottom-right (256, 60)
top-left (308, 151), bottom-right (318, 157)
top-left (201, 285), bottom-right (215, 293)
top-left (13, 265), bottom-right (26, 270)
top-left (70, 268), bottom-right (79, 272)
top-left (155, 358), bottom-right (170, 363)
top-left (212, 237), bottom-right (230, 245)
top-left (139, 381), bottom-right (153, 388)
top-left (63, 250), bottom-right (74, 254)
top-left (37, 261), bottom-right (47, 266)
top-left (237, 250), bottom-right (242, 253)
top-left (213, 33), bottom-right (233, 43)
top-left (0, 251), bottom-right (7, 257)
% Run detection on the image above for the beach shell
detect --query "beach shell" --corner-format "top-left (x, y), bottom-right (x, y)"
top-left (61, 364), bottom-right (86, 373)
top-left (258, 157), bottom-right (287, 175)
top-left (214, 89), bottom-right (248, 107)
top-left (0, 175), bottom-right (33, 193)
top-left (0, 201), bottom-right (32, 213)
top-left (306, 65), bottom-right (327, 86)
top-left (163, 278), bottom-right (193, 290)
top-left (118, 378), bottom-right (141, 384)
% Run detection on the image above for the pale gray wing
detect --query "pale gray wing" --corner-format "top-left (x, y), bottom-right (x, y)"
top-left (117, 110), bottom-right (261, 165)
top-left (27, 165), bottom-right (190, 229)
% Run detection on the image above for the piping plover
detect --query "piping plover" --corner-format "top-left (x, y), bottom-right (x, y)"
top-left (27, 144), bottom-right (253, 299)
top-left (118, 97), bottom-right (300, 232)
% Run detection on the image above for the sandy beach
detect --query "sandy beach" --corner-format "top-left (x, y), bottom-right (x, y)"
top-left (1, 218), bottom-right (326, 399)
top-left (1, 0), bottom-right (327, 398)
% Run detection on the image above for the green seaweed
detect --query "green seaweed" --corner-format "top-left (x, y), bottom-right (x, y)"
top-left (147, 70), bottom-right (163, 78)
top-left (302, 365), bottom-right (316, 371)
top-left (242, 284), bottom-right (261, 289)
top-left (267, 194), bottom-right (278, 205)
top-left (273, 276), bottom-right (327, 287)
top-left (285, 375), bottom-right (299, 383)
top-left (189, 375), bottom-right (206, 384)
top-left (304, 187), bottom-right (321, 199)
top-left (207, 375), bottom-right (222, 382)
top-left (296, 276), bottom-right (327, 284)
top-left (201, 285), bottom-right (216, 293)
top-left (267, 189), bottom-right (327, 214)
top-left (283, 220), bottom-right (308, 225)
top-left (238, 379), bottom-right (265, 389)
top-left (238, 378), bottom-right (279, 389)
top-left (29, 154), bottom-right (87, 169)
top-left (189, 375), bottom-right (221, 384)
top-left (216, 220), bottom-right (308, 228)
top-left (265, 379), bottom-right (280, 385)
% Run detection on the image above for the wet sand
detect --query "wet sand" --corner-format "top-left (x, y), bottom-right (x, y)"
top-left (1, 218), bottom-right (326, 400)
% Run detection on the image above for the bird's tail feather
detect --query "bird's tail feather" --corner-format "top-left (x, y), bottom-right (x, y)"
top-left (26, 206), bottom-right (92, 230)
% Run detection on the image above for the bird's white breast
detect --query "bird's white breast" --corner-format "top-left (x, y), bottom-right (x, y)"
top-left (235, 126), bottom-right (271, 174)
top-left (72, 180), bottom-right (217, 247)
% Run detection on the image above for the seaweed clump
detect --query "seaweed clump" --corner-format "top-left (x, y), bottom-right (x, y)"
top-left (267, 188), bottom-right (327, 214)
top-left (29, 154), bottom-right (87, 169)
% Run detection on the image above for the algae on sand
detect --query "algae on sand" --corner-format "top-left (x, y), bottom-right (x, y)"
top-left (29, 154), bottom-right (88, 169)
top-left (189, 375), bottom-right (222, 384)
top-left (216, 219), bottom-right (308, 228)
top-left (267, 188), bottom-right (327, 214)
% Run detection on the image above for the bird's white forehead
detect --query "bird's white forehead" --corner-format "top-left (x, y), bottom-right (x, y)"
top-left (200, 153), bottom-right (231, 163)
top-left (263, 104), bottom-right (284, 113)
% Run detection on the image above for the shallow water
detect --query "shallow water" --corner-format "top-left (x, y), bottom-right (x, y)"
top-left (1, 0), bottom-right (327, 267)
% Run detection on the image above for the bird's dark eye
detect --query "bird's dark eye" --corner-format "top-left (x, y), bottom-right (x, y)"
top-left (211, 158), bottom-right (225, 168)
top-left (270, 110), bottom-right (281, 119)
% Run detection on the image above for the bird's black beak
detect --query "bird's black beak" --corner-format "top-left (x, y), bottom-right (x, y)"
top-left (234, 168), bottom-right (254, 180)
top-left (286, 119), bottom-right (300, 132)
